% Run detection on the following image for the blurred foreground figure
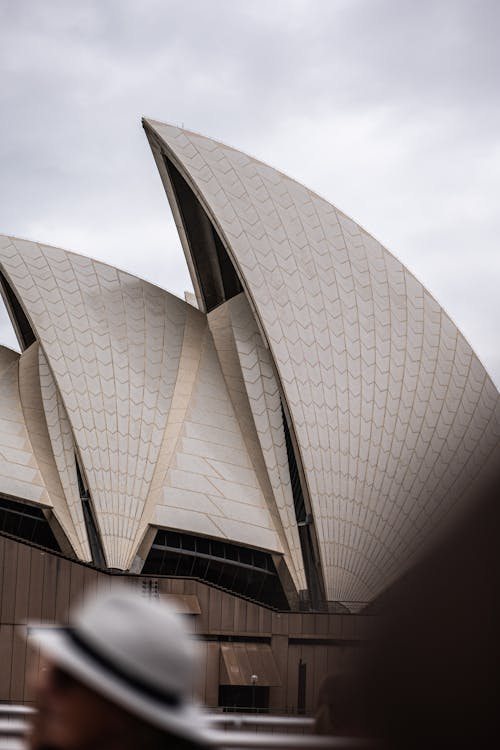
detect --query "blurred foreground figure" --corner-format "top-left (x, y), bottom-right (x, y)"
top-left (359, 467), bottom-right (500, 749)
top-left (27, 589), bottom-right (210, 750)
top-left (314, 673), bottom-right (362, 736)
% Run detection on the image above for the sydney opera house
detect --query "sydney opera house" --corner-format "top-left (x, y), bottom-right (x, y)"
top-left (1, 119), bottom-right (499, 712)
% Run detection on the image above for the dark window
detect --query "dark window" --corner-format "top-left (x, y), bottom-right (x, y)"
top-left (297, 659), bottom-right (307, 714)
top-left (218, 685), bottom-right (270, 713)
top-left (75, 457), bottom-right (106, 568)
top-left (143, 530), bottom-right (289, 609)
top-left (282, 403), bottom-right (306, 524)
top-left (281, 402), bottom-right (325, 609)
top-left (0, 495), bottom-right (60, 551)
top-left (164, 157), bottom-right (243, 312)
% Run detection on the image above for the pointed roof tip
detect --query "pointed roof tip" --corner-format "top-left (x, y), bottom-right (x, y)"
top-left (142, 116), bottom-right (177, 130)
top-left (142, 118), bottom-right (237, 157)
top-left (142, 118), bottom-right (187, 144)
top-left (142, 117), bottom-right (215, 142)
top-left (142, 116), bottom-right (158, 131)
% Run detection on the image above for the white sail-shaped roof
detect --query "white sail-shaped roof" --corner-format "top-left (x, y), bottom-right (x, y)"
top-left (1, 120), bottom-right (499, 606)
top-left (145, 119), bottom-right (500, 603)
top-left (0, 345), bottom-right (52, 508)
top-left (0, 235), bottom-right (302, 590)
top-left (0, 342), bottom-right (90, 559)
top-left (0, 236), bottom-right (187, 568)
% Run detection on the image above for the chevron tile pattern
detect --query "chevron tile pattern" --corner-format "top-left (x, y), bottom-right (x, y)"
top-left (0, 235), bottom-right (186, 569)
top-left (147, 120), bottom-right (500, 602)
top-left (149, 304), bottom-right (285, 555)
top-left (38, 345), bottom-right (91, 560)
top-left (16, 341), bottom-right (86, 554)
top-left (208, 294), bottom-right (306, 592)
top-left (0, 346), bottom-right (50, 506)
top-left (1, 123), bottom-right (499, 606)
top-left (0, 235), bottom-right (297, 580)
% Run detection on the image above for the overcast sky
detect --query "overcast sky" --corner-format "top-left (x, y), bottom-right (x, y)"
top-left (1, 0), bottom-right (499, 386)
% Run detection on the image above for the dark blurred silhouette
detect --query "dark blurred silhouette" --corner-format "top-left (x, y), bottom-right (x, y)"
top-left (359, 463), bottom-right (500, 748)
top-left (314, 673), bottom-right (363, 736)
top-left (315, 461), bottom-right (500, 748)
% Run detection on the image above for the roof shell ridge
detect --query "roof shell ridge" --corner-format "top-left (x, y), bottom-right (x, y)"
top-left (143, 120), bottom-right (500, 393)
top-left (0, 233), bottom-right (188, 307)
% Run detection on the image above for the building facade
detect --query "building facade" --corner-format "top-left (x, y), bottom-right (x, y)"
top-left (1, 120), bottom-right (499, 710)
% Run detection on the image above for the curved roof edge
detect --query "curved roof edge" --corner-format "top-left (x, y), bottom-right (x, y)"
top-left (144, 118), bottom-right (500, 604)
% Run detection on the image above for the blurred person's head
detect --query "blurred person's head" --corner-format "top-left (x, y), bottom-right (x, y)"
top-left (27, 588), bottom-right (210, 750)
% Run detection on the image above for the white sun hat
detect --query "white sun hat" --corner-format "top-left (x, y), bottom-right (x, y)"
top-left (28, 587), bottom-right (212, 747)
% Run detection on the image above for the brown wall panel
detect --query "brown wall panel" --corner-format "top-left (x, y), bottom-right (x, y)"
top-left (233, 597), bottom-right (246, 633)
top-left (220, 592), bottom-right (234, 632)
top-left (41, 552), bottom-right (59, 621)
top-left (14, 543), bottom-right (31, 621)
top-left (272, 611), bottom-right (289, 635)
top-left (0, 624), bottom-right (14, 697)
top-left (269, 634), bottom-right (288, 711)
top-left (194, 578), bottom-right (210, 633)
top-left (285, 643), bottom-right (300, 713)
top-left (1, 540), bottom-right (17, 624)
top-left (27, 549), bottom-right (44, 621)
top-left (95, 568), bottom-right (113, 599)
top-left (312, 644), bottom-right (329, 712)
top-left (314, 613), bottom-right (329, 636)
top-left (54, 558), bottom-right (72, 623)
top-left (81, 566), bottom-right (99, 606)
top-left (286, 643), bottom-right (318, 715)
top-left (23, 634), bottom-right (41, 704)
top-left (204, 641), bottom-right (220, 709)
top-left (258, 605), bottom-right (272, 634)
top-left (301, 613), bottom-right (316, 635)
top-left (289, 613), bottom-right (303, 635)
top-left (207, 587), bottom-right (222, 632)
top-left (169, 578), bottom-right (185, 595)
top-left (183, 579), bottom-right (197, 596)
top-left (195, 640), bottom-right (208, 701)
top-left (68, 559), bottom-right (86, 611)
top-left (245, 601), bottom-right (259, 634)
top-left (10, 629), bottom-right (27, 702)
top-left (339, 613), bottom-right (357, 640)
top-left (0, 538), bottom-right (5, 607)
top-left (327, 613), bottom-right (343, 638)
top-left (0, 535), bottom-right (366, 712)
top-left (326, 643), bottom-right (338, 674)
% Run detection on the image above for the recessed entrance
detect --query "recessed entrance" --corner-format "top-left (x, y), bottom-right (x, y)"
top-left (218, 685), bottom-right (270, 713)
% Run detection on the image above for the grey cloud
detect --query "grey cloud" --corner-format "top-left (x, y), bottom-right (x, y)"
top-left (0, 0), bottom-right (499, 384)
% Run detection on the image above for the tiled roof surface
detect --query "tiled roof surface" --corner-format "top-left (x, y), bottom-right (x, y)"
top-left (146, 121), bottom-right (500, 602)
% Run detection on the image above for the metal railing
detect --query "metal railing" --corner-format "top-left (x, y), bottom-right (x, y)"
top-left (205, 731), bottom-right (372, 748)
top-left (206, 713), bottom-right (315, 734)
top-left (0, 705), bottom-right (374, 749)
top-left (0, 718), bottom-right (30, 750)
top-left (0, 708), bottom-right (34, 718)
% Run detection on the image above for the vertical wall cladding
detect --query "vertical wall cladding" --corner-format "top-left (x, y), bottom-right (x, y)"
top-left (0, 535), bottom-right (368, 710)
top-left (0, 236), bottom-right (187, 569)
top-left (145, 120), bottom-right (500, 604)
top-left (207, 294), bottom-right (306, 594)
